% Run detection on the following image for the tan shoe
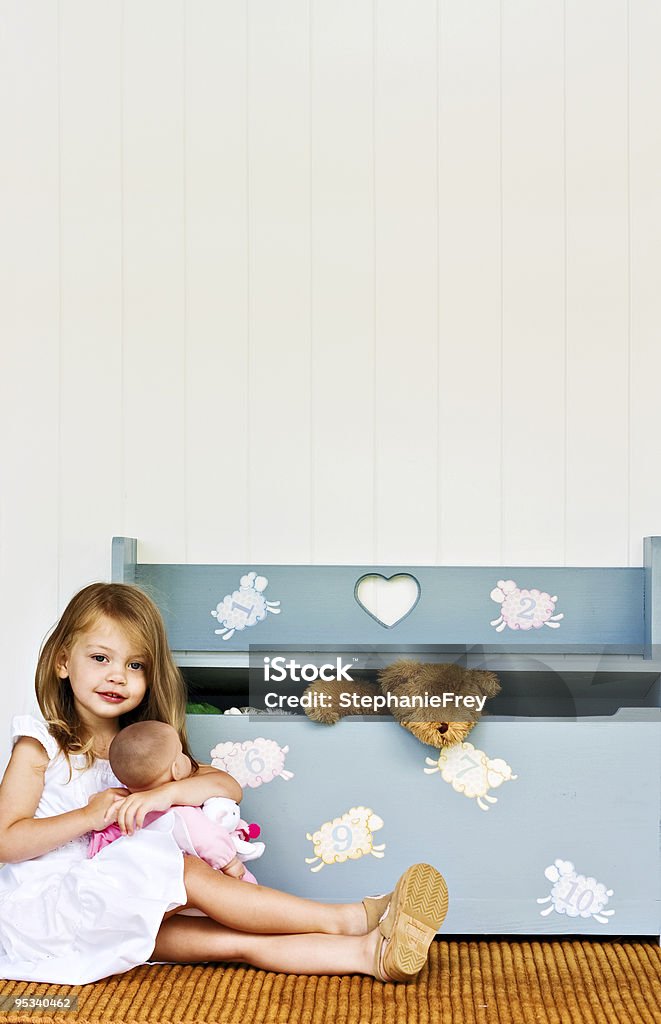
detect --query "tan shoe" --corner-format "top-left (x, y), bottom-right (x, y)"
top-left (376, 863), bottom-right (449, 982)
top-left (373, 931), bottom-right (392, 983)
top-left (362, 892), bottom-right (392, 932)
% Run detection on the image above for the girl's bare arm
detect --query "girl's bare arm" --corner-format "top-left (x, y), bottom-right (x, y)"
top-left (173, 764), bottom-right (243, 805)
top-left (116, 765), bottom-right (243, 834)
top-left (0, 738), bottom-right (125, 863)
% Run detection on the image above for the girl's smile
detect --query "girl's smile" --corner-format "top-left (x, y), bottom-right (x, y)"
top-left (56, 615), bottom-right (148, 730)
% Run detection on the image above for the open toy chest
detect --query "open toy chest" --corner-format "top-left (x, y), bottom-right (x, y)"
top-left (112, 537), bottom-right (661, 939)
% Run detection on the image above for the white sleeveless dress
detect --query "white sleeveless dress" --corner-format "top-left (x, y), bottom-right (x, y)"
top-left (0, 715), bottom-right (187, 984)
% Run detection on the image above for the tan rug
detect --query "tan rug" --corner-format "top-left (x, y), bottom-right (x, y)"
top-left (0, 939), bottom-right (659, 1023)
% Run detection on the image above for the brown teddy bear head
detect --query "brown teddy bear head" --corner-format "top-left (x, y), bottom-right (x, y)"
top-left (378, 660), bottom-right (501, 750)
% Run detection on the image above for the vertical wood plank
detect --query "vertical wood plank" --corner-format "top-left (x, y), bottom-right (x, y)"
top-left (123, 0), bottom-right (186, 563)
top-left (0, 1), bottom-right (60, 765)
top-left (565, 0), bottom-right (629, 565)
top-left (374, 0), bottom-right (438, 564)
top-left (59, 0), bottom-right (122, 596)
top-left (310, 0), bottom-right (374, 563)
top-left (111, 537), bottom-right (137, 584)
top-left (185, 1), bottom-right (249, 564)
top-left (248, 0), bottom-right (311, 562)
top-left (643, 536), bottom-right (661, 658)
top-left (437, 0), bottom-right (501, 565)
top-left (629, 2), bottom-right (661, 565)
top-left (501, 0), bottom-right (565, 565)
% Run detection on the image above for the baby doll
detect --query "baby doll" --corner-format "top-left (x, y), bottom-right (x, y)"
top-left (88, 721), bottom-right (264, 884)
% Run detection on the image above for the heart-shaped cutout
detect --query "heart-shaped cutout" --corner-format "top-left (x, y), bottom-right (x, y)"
top-left (354, 573), bottom-right (421, 629)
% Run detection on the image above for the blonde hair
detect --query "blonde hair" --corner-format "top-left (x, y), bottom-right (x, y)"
top-left (35, 582), bottom-right (198, 776)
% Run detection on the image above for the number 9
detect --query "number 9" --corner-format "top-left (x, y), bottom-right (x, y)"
top-left (331, 825), bottom-right (352, 852)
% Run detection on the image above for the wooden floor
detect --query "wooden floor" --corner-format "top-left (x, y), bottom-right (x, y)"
top-left (0, 938), bottom-right (659, 1023)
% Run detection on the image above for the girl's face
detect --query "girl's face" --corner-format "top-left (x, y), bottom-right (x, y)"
top-left (57, 614), bottom-right (148, 733)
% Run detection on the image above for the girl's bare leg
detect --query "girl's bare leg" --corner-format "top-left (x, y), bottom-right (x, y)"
top-left (176, 856), bottom-right (367, 936)
top-left (152, 915), bottom-right (386, 978)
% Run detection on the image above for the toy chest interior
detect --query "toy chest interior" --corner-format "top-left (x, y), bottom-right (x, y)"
top-left (113, 537), bottom-right (661, 939)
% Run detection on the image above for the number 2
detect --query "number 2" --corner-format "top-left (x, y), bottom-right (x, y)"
top-left (518, 596), bottom-right (536, 619)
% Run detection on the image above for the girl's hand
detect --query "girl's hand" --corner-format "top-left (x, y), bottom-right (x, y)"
top-left (222, 856), bottom-right (246, 880)
top-left (85, 788), bottom-right (131, 832)
top-left (115, 786), bottom-right (174, 836)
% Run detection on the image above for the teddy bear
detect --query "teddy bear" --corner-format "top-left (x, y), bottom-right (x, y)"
top-left (302, 659), bottom-right (501, 749)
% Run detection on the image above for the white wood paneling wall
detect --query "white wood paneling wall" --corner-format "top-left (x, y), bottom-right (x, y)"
top-left (1, 0), bottom-right (661, 755)
top-left (501, 0), bottom-right (565, 565)
top-left (438, 2), bottom-right (501, 566)
top-left (1, 4), bottom-right (61, 737)
top-left (311, 0), bottom-right (374, 563)
top-left (565, 0), bottom-right (631, 566)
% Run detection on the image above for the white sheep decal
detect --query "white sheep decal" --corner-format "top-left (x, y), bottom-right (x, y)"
top-left (211, 572), bottom-right (281, 640)
top-left (537, 860), bottom-right (615, 924)
top-left (305, 806), bottom-right (386, 872)
top-left (490, 579), bottom-right (564, 632)
top-left (210, 738), bottom-right (294, 789)
top-left (424, 741), bottom-right (517, 811)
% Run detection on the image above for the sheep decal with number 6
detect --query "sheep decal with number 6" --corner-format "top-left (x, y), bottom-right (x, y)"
top-left (210, 738), bottom-right (294, 789)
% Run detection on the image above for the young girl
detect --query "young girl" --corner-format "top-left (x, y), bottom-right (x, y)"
top-left (0, 583), bottom-right (448, 986)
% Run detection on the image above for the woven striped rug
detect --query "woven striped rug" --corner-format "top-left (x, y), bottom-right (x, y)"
top-left (0, 939), bottom-right (658, 1023)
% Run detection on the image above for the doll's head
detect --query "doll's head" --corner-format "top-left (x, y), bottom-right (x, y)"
top-left (109, 721), bottom-right (192, 791)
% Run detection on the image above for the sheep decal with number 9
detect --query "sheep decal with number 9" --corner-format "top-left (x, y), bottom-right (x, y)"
top-left (305, 806), bottom-right (385, 872)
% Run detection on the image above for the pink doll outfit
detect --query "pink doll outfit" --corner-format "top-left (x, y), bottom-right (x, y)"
top-left (0, 716), bottom-right (188, 983)
top-left (89, 807), bottom-right (257, 884)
